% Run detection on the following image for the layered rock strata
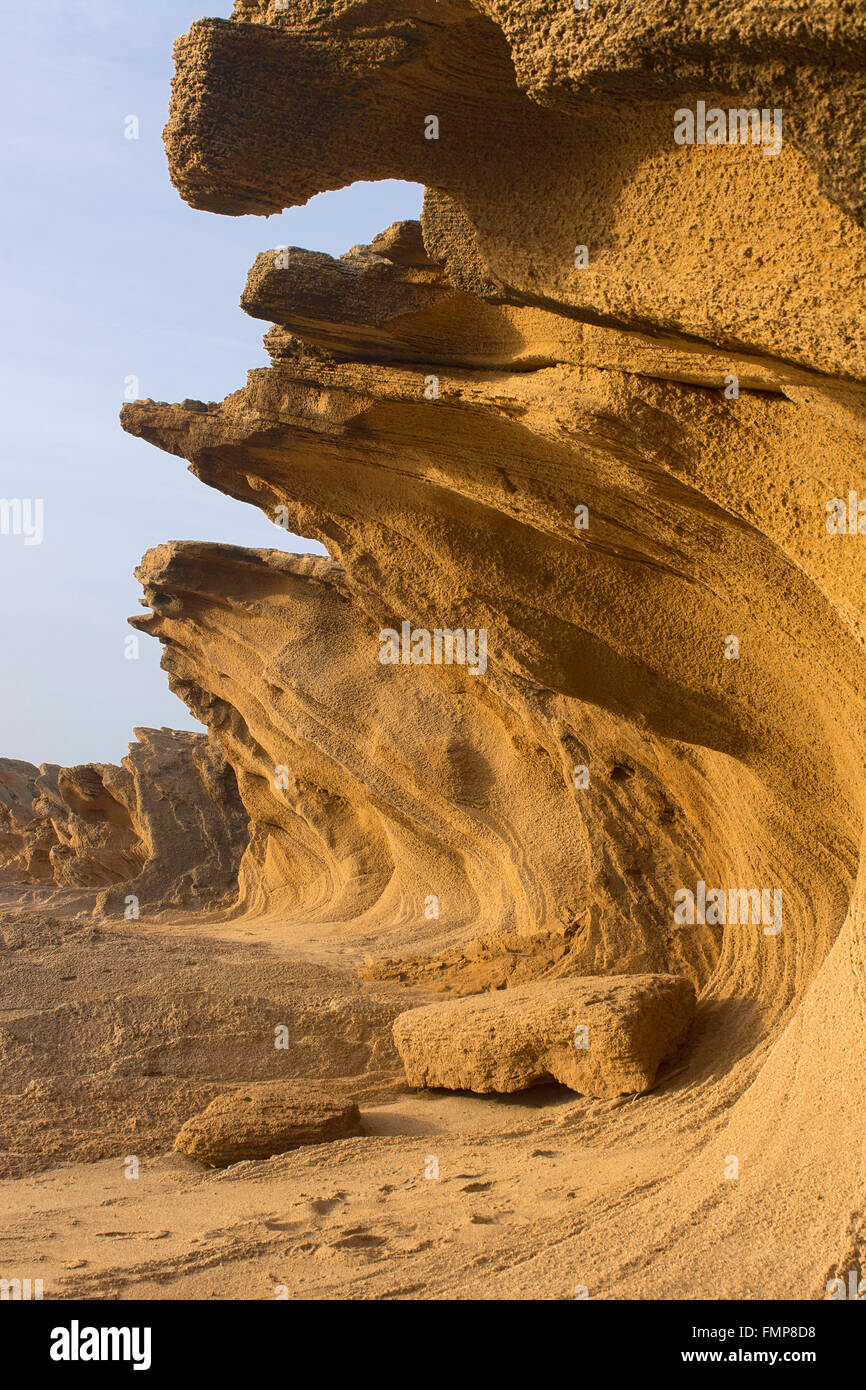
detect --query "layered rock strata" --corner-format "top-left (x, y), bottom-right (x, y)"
top-left (110, 0), bottom-right (866, 1297)
top-left (132, 541), bottom-right (724, 987)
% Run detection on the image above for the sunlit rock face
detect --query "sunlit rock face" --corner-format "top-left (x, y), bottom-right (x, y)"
top-left (165, 0), bottom-right (866, 378)
top-left (118, 0), bottom-right (866, 1298)
top-left (133, 540), bottom-right (725, 986)
top-left (0, 731), bottom-right (248, 913)
top-left (0, 759), bottom-right (56, 885)
top-left (124, 224), bottom-right (862, 1019)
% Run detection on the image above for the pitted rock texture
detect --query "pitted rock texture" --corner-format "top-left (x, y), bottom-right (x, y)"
top-left (392, 974), bottom-right (696, 1096)
top-left (0, 0), bottom-right (857, 1300)
top-left (164, 1), bottom-right (866, 379)
top-left (174, 1083), bottom-right (363, 1167)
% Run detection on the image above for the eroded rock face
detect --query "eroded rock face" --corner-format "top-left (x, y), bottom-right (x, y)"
top-left (121, 4), bottom-right (866, 1032)
top-left (92, 727), bottom-right (250, 916)
top-left (105, 0), bottom-right (866, 1296)
top-left (124, 224), bottom-right (862, 1024)
top-left (0, 729), bottom-right (249, 914)
top-left (0, 759), bottom-right (56, 884)
top-left (132, 541), bottom-right (724, 984)
top-left (33, 761), bottom-right (146, 888)
top-left (392, 974), bottom-right (696, 1096)
top-left (174, 1083), bottom-right (363, 1167)
top-left (164, 1), bottom-right (865, 379)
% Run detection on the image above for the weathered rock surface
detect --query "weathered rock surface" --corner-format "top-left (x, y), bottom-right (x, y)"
top-left (92, 727), bottom-right (250, 915)
top-left (0, 729), bottom-right (249, 914)
top-left (124, 221), bottom-right (863, 1019)
top-left (392, 974), bottom-right (696, 1096)
top-left (33, 761), bottom-right (146, 888)
top-left (121, 8), bottom-right (866, 1049)
top-left (174, 1082), bottom-right (363, 1166)
top-left (164, 1), bottom-right (866, 379)
top-left (0, 0), bottom-right (860, 1301)
top-left (0, 759), bottom-right (56, 884)
top-left (132, 541), bottom-right (722, 984)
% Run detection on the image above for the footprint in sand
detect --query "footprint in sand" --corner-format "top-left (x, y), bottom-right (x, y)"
top-left (332, 1229), bottom-right (387, 1251)
top-left (307, 1192), bottom-right (348, 1215)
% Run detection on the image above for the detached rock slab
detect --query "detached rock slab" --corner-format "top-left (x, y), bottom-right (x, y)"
top-left (392, 975), bottom-right (695, 1098)
top-left (174, 1083), bottom-right (363, 1167)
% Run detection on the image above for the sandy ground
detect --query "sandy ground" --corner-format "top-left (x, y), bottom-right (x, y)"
top-left (1, 884), bottom-right (862, 1301)
top-left (2, 1090), bottom-right (676, 1301)
top-left (0, 892), bottom-right (693, 1300)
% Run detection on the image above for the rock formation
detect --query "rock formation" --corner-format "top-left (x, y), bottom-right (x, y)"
top-left (174, 1083), bottom-right (363, 1167)
top-left (89, 727), bottom-right (250, 916)
top-left (112, 0), bottom-right (866, 1299)
top-left (0, 729), bottom-right (249, 915)
top-left (0, 759), bottom-right (55, 884)
top-left (1, 0), bottom-right (864, 1300)
top-left (32, 761), bottom-right (146, 889)
top-left (392, 974), bottom-right (696, 1097)
top-left (132, 541), bottom-right (722, 988)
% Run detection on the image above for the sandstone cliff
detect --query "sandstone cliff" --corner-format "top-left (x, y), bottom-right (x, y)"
top-left (112, 0), bottom-right (866, 1299)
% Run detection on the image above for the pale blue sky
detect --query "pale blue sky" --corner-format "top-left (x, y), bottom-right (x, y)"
top-left (0, 0), bottom-right (422, 765)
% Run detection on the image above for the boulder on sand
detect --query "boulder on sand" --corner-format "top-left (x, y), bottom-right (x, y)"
top-left (392, 974), bottom-right (695, 1099)
top-left (174, 1082), bottom-right (363, 1167)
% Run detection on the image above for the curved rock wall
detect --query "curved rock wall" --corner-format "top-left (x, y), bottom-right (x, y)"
top-left (111, 0), bottom-right (866, 1296)
top-left (133, 540), bottom-right (727, 990)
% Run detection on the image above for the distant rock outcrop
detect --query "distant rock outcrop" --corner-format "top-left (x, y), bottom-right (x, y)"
top-left (33, 761), bottom-right (146, 888)
top-left (92, 727), bottom-right (250, 916)
top-left (0, 730), bottom-right (249, 915)
top-left (0, 759), bottom-right (56, 884)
